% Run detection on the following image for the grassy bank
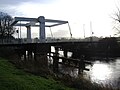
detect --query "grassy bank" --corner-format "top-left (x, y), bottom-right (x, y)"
top-left (0, 58), bottom-right (73, 90)
top-left (0, 57), bottom-right (119, 90)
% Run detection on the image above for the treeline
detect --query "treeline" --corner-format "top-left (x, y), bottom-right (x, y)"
top-left (0, 12), bottom-right (15, 42)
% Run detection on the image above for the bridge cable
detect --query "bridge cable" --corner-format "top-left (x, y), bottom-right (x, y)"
top-left (49, 27), bottom-right (53, 38)
top-left (68, 22), bottom-right (72, 38)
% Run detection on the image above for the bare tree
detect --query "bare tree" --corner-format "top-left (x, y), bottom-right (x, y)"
top-left (112, 7), bottom-right (120, 36)
top-left (0, 12), bottom-right (14, 43)
top-left (113, 7), bottom-right (120, 22)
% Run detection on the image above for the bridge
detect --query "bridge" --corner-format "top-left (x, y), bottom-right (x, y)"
top-left (0, 16), bottom-right (120, 75)
top-left (0, 16), bottom-right (93, 74)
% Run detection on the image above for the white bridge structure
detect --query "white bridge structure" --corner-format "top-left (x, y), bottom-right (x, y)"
top-left (11, 16), bottom-right (71, 43)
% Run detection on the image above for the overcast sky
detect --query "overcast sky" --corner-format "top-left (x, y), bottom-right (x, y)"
top-left (0, 0), bottom-right (120, 38)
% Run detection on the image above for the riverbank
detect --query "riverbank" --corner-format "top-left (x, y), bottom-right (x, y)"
top-left (0, 57), bottom-right (119, 90)
top-left (0, 57), bottom-right (73, 90)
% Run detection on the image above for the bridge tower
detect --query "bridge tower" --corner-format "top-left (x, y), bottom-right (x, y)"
top-left (38, 16), bottom-right (46, 42)
top-left (26, 25), bottom-right (32, 43)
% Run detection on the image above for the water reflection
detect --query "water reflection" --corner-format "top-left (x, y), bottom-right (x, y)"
top-left (49, 46), bottom-right (120, 87)
top-left (90, 61), bottom-right (112, 82)
top-left (87, 59), bottom-right (120, 87)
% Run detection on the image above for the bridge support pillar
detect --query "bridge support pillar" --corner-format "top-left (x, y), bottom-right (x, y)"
top-left (38, 16), bottom-right (46, 43)
top-left (78, 56), bottom-right (85, 74)
top-left (53, 47), bottom-right (59, 72)
top-left (26, 26), bottom-right (32, 43)
top-left (63, 50), bottom-right (67, 63)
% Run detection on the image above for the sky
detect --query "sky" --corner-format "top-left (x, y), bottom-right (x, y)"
top-left (0, 0), bottom-right (120, 38)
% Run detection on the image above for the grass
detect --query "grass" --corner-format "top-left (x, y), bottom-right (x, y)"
top-left (0, 57), bottom-right (73, 90)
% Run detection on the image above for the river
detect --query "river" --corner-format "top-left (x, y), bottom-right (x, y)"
top-left (85, 58), bottom-right (120, 88)
top-left (50, 46), bottom-right (120, 88)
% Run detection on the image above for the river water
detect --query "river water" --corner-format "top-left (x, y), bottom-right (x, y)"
top-left (85, 58), bottom-right (120, 88)
top-left (50, 46), bottom-right (120, 88)
top-left (57, 57), bottom-right (120, 87)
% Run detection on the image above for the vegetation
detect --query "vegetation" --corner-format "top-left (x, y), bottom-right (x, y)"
top-left (112, 7), bottom-right (120, 36)
top-left (0, 12), bottom-right (15, 43)
top-left (0, 57), bottom-right (73, 90)
top-left (0, 55), bottom-right (120, 90)
top-left (0, 47), bottom-right (119, 90)
top-left (59, 74), bottom-right (120, 90)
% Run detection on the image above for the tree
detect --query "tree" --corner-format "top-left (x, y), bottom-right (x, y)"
top-left (0, 12), bottom-right (14, 40)
top-left (112, 7), bottom-right (120, 36)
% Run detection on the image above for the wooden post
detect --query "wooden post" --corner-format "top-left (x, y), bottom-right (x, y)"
top-left (63, 49), bottom-right (67, 63)
top-left (53, 46), bottom-right (59, 72)
top-left (23, 50), bottom-right (26, 60)
top-left (78, 55), bottom-right (85, 74)
top-left (48, 46), bottom-right (52, 64)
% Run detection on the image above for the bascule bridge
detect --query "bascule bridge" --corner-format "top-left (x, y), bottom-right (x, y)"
top-left (1, 16), bottom-right (117, 75)
top-left (7, 16), bottom-right (92, 74)
top-left (11, 16), bottom-right (69, 43)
